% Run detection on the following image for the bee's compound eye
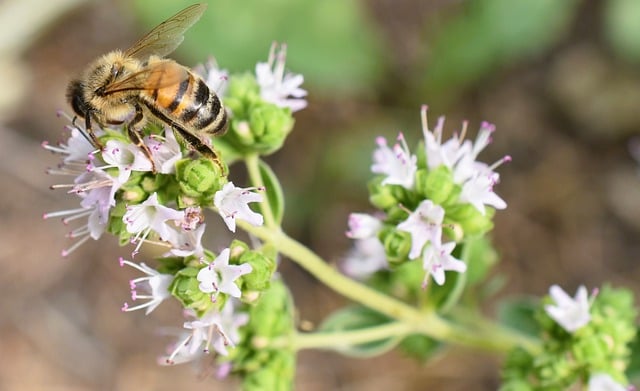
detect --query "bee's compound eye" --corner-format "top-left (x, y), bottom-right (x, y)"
top-left (66, 79), bottom-right (87, 117)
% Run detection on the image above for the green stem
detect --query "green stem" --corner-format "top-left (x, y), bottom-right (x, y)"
top-left (244, 153), bottom-right (277, 229)
top-left (290, 322), bottom-right (412, 351)
top-left (237, 221), bottom-right (541, 354)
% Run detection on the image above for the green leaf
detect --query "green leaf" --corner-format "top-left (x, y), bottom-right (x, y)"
top-left (258, 159), bottom-right (284, 225)
top-left (497, 297), bottom-right (541, 338)
top-left (463, 235), bottom-right (499, 285)
top-left (399, 334), bottom-right (442, 363)
top-left (318, 306), bottom-right (401, 358)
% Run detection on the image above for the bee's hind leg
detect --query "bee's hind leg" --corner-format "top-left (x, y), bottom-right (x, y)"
top-left (171, 125), bottom-right (226, 175)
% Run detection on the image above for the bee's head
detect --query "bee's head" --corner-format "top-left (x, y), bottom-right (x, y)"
top-left (66, 79), bottom-right (88, 118)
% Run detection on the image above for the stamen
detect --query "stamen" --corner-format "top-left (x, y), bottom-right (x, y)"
top-left (62, 210), bottom-right (93, 224)
top-left (43, 207), bottom-right (88, 220)
top-left (488, 155), bottom-right (511, 171)
top-left (458, 120), bottom-right (469, 142)
top-left (61, 234), bottom-right (92, 257)
top-left (166, 334), bottom-right (193, 365)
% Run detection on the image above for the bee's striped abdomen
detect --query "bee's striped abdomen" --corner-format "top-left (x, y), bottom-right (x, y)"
top-left (149, 71), bottom-right (227, 137)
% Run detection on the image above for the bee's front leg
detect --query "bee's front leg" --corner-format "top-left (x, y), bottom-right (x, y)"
top-left (127, 105), bottom-right (157, 173)
top-left (72, 112), bottom-right (104, 150)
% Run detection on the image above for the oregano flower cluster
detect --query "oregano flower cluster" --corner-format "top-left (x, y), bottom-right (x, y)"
top-left (43, 41), bottom-right (638, 391)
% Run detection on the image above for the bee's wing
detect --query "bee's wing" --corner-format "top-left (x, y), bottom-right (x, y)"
top-left (124, 3), bottom-right (207, 60)
top-left (103, 60), bottom-right (189, 94)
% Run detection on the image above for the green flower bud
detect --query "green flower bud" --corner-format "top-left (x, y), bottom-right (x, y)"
top-left (502, 285), bottom-right (637, 389)
top-left (248, 279), bottom-right (293, 338)
top-left (117, 170), bottom-right (147, 204)
top-left (415, 166), bottom-right (457, 205)
top-left (155, 255), bottom-right (188, 275)
top-left (220, 73), bottom-right (296, 156)
top-left (175, 158), bottom-right (226, 206)
top-left (572, 335), bottom-right (608, 365)
top-left (242, 351), bottom-right (295, 391)
top-left (535, 355), bottom-right (573, 386)
top-left (224, 73), bottom-right (261, 118)
top-left (237, 251), bottom-right (275, 292)
top-left (140, 172), bottom-right (174, 195)
top-left (232, 280), bottom-right (295, 390)
top-left (378, 226), bottom-right (411, 266)
top-left (226, 240), bottom-right (275, 294)
top-left (227, 103), bottom-right (294, 155)
top-left (169, 266), bottom-right (216, 316)
top-left (120, 185), bottom-right (147, 204)
top-left (368, 176), bottom-right (400, 211)
top-left (383, 204), bottom-right (410, 225)
top-left (104, 201), bottom-right (132, 245)
top-left (446, 204), bottom-right (494, 236)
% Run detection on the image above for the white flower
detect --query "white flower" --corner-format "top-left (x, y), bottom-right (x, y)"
top-left (256, 42), bottom-right (307, 112)
top-left (214, 182), bottom-right (264, 233)
top-left (102, 139), bottom-right (153, 179)
top-left (424, 115), bottom-right (465, 171)
top-left (545, 285), bottom-right (591, 332)
top-left (346, 213), bottom-right (383, 239)
top-left (371, 133), bottom-right (417, 189)
top-left (158, 330), bottom-right (204, 366)
top-left (459, 172), bottom-right (507, 215)
top-left (44, 164), bottom-right (124, 256)
top-left (74, 169), bottom-right (122, 223)
top-left (165, 223), bottom-right (207, 260)
top-left (588, 373), bottom-right (629, 391)
top-left (420, 106), bottom-right (509, 214)
top-left (42, 118), bottom-right (97, 164)
top-left (397, 200), bottom-right (445, 259)
top-left (197, 248), bottom-right (253, 300)
top-left (194, 57), bottom-right (229, 97)
top-left (342, 237), bottom-right (388, 280)
top-left (161, 301), bottom-right (249, 364)
top-left (144, 129), bottom-right (182, 174)
top-left (119, 258), bottom-right (172, 315)
top-left (123, 193), bottom-right (185, 255)
top-left (188, 300), bottom-right (248, 356)
top-left (422, 242), bottom-right (466, 286)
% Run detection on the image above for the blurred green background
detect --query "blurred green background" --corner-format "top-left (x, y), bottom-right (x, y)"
top-left (2, 0), bottom-right (640, 389)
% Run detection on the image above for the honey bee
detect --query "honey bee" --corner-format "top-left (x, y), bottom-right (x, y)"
top-left (67, 3), bottom-right (227, 171)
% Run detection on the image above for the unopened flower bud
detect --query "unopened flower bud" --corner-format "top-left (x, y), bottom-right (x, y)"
top-left (175, 158), bottom-right (226, 205)
top-left (368, 177), bottom-right (400, 211)
top-left (228, 103), bottom-right (293, 155)
top-left (235, 251), bottom-right (275, 292)
top-left (169, 266), bottom-right (216, 315)
top-left (415, 166), bottom-right (456, 205)
top-left (379, 226), bottom-right (411, 266)
top-left (447, 204), bottom-right (494, 236)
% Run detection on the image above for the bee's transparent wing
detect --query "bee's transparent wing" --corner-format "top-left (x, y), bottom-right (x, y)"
top-left (124, 3), bottom-right (206, 60)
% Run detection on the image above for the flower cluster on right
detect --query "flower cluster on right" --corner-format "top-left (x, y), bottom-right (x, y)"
top-left (501, 285), bottom-right (636, 390)
top-left (344, 105), bottom-right (509, 287)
